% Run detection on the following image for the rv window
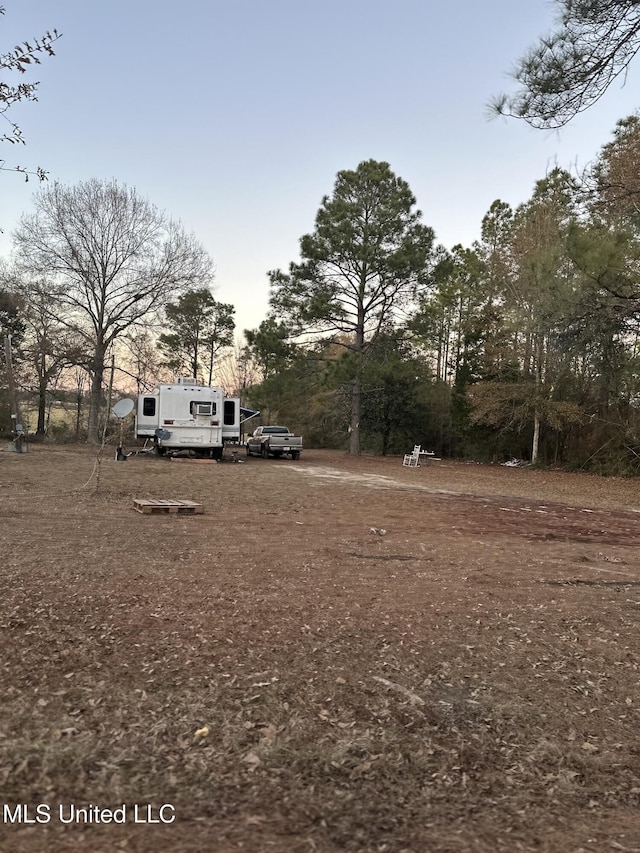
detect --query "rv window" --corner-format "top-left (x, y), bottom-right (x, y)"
top-left (191, 401), bottom-right (215, 416)
top-left (223, 400), bottom-right (236, 425)
top-left (142, 397), bottom-right (156, 417)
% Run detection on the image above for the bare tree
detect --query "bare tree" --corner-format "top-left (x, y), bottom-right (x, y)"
top-left (20, 278), bottom-right (85, 434)
top-left (216, 341), bottom-right (260, 396)
top-left (121, 329), bottom-right (168, 394)
top-left (70, 366), bottom-right (88, 440)
top-left (13, 179), bottom-right (214, 440)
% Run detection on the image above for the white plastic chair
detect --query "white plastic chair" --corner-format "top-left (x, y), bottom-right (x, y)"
top-left (403, 444), bottom-right (421, 467)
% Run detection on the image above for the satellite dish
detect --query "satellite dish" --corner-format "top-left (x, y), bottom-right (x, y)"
top-left (112, 398), bottom-right (135, 418)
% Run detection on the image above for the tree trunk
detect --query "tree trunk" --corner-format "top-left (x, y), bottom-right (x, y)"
top-left (531, 330), bottom-right (544, 464)
top-left (190, 327), bottom-right (201, 381)
top-left (436, 318), bottom-right (443, 382)
top-left (72, 368), bottom-right (86, 439)
top-left (348, 301), bottom-right (367, 455)
top-left (36, 374), bottom-right (47, 434)
top-left (34, 348), bottom-right (47, 433)
top-left (87, 344), bottom-right (107, 442)
top-left (4, 335), bottom-right (21, 439)
top-left (442, 316), bottom-right (451, 383)
top-left (75, 392), bottom-right (83, 440)
top-left (531, 412), bottom-right (540, 464)
top-left (349, 377), bottom-right (361, 455)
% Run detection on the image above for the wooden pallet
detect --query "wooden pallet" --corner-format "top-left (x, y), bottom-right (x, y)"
top-left (133, 499), bottom-right (204, 515)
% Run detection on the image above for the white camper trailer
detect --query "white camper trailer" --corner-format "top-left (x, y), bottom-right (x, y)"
top-left (136, 378), bottom-right (241, 458)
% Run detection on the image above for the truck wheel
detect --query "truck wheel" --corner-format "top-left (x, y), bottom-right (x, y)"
top-left (261, 445), bottom-right (269, 459)
top-left (245, 444), bottom-right (251, 457)
top-left (291, 451), bottom-right (300, 460)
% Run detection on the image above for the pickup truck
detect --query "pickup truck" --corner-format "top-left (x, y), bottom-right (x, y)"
top-left (245, 425), bottom-right (303, 459)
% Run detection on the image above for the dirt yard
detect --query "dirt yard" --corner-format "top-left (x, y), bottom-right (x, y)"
top-left (1, 445), bottom-right (639, 853)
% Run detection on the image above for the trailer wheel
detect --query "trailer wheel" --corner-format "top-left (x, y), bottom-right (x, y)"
top-left (261, 444), bottom-right (269, 459)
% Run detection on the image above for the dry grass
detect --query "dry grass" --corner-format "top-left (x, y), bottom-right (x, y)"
top-left (1, 445), bottom-right (639, 852)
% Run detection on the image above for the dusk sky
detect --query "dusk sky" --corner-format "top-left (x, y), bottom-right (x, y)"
top-left (2, 1), bottom-right (640, 339)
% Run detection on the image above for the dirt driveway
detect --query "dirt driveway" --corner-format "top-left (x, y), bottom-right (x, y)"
top-left (1, 446), bottom-right (639, 852)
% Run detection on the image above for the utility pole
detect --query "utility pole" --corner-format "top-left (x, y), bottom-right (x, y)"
top-left (4, 334), bottom-right (24, 452)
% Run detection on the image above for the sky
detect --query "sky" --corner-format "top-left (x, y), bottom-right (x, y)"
top-left (2, 0), bottom-right (640, 341)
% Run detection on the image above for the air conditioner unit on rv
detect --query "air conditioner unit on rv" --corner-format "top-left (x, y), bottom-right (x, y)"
top-left (195, 403), bottom-right (213, 416)
top-left (177, 377), bottom-right (197, 385)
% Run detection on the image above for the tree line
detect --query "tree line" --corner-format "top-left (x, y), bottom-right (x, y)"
top-left (3, 115), bottom-right (640, 471)
top-left (241, 116), bottom-right (640, 473)
top-left (4, 0), bottom-right (640, 468)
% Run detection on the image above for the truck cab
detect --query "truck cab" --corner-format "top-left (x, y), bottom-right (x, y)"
top-left (245, 425), bottom-right (303, 459)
